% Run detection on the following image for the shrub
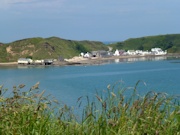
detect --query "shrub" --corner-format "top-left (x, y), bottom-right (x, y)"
top-left (0, 82), bottom-right (179, 134)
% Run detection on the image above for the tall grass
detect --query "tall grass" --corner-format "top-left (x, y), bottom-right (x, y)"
top-left (0, 82), bottom-right (179, 134)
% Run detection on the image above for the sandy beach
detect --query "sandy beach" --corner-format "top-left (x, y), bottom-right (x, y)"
top-left (0, 62), bottom-right (18, 66)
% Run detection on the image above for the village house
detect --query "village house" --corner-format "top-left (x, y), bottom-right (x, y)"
top-left (114, 47), bottom-right (166, 56)
top-left (44, 59), bottom-right (54, 65)
top-left (135, 50), bottom-right (143, 55)
top-left (34, 60), bottom-right (44, 65)
top-left (83, 52), bottom-right (91, 58)
top-left (127, 50), bottom-right (136, 55)
top-left (91, 50), bottom-right (111, 57)
top-left (18, 58), bottom-right (54, 65)
top-left (151, 48), bottom-right (167, 55)
top-left (113, 49), bottom-right (120, 56)
top-left (135, 50), bottom-right (151, 56)
top-left (18, 58), bottom-right (33, 65)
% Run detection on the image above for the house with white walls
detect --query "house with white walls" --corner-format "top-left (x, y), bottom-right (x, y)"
top-left (151, 48), bottom-right (167, 55)
top-left (127, 50), bottom-right (136, 55)
top-left (18, 58), bottom-right (33, 65)
top-left (113, 49), bottom-right (120, 56)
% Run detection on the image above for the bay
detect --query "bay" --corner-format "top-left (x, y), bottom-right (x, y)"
top-left (0, 56), bottom-right (180, 107)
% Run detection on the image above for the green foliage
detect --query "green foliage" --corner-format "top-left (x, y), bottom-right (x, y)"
top-left (0, 83), bottom-right (61, 134)
top-left (0, 82), bottom-right (179, 134)
top-left (26, 56), bottom-right (33, 59)
top-left (109, 34), bottom-right (180, 53)
top-left (75, 43), bottom-right (89, 53)
top-left (0, 45), bottom-right (8, 62)
top-left (1, 37), bottom-right (108, 62)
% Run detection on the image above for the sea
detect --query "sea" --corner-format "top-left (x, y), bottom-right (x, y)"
top-left (0, 56), bottom-right (180, 107)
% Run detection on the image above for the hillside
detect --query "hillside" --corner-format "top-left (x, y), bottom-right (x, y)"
top-left (1, 34), bottom-right (180, 62)
top-left (109, 34), bottom-right (180, 53)
top-left (0, 37), bottom-right (108, 62)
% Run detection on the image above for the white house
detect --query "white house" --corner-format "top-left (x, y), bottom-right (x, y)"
top-left (34, 60), bottom-right (44, 64)
top-left (113, 49), bottom-right (120, 56)
top-left (127, 50), bottom-right (136, 55)
top-left (135, 50), bottom-right (143, 55)
top-left (83, 52), bottom-right (91, 58)
top-left (80, 52), bottom-right (84, 57)
top-left (151, 48), bottom-right (167, 55)
top-left (18, 58), bottom-right (33, 64)
top-left (142, 50), bottom-right (151, 56)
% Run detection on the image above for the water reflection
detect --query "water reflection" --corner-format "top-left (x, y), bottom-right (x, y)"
top-left (114, 59), bottom-right (120, 63)
top-left (113, 56), bottom-right (167, 63)
top-left (18, 65), bottom-right (46, 69)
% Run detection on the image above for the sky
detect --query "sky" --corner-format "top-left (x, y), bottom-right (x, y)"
top-left (0, 0), bottom-right (180, 43)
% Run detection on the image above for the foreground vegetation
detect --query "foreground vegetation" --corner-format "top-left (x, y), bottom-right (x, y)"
top-left (0, 82), bottom-right (179, 134)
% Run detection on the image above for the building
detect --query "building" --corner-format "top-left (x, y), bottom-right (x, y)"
top-left (18, 58), bottom-right (33, 65)
top-left (44, 59), bottom-right (54, 65)
top-left (127, 50), bottom-right (136, 55)
top-left (34, 60), bottom-right (44, 65)
top-left (91, 50), bottom-right (110, 57)
top-left (113, 49), bottom-right (120, 56)
top-left (151, 48), bottom-right (167, 55)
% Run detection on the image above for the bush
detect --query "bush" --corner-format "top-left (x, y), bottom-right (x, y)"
top-left (0, 82), bottom-right (179, 134)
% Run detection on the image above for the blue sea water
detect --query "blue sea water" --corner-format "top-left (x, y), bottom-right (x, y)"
top-left (0, 56), bottom-right (180, 106)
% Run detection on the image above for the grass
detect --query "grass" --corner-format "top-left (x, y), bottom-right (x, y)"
top-left (109, 34), bottom-right (180, 53)
top-left (0, 82), bottom-right (179, 135)
top-left (1, 37), bottom-right (108, 62)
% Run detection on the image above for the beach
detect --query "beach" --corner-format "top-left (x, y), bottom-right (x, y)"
top-left (0, 62), bottom-right (18, 66)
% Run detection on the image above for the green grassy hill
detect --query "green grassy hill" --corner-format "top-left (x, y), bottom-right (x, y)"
top-left (0, 37), bottom-right (108, 62)
top-left (1, 34), bottom-right (180, 62)
top-left (109, 34), bottom-right (180, 53)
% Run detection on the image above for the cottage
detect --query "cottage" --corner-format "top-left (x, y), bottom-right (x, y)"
top-left (18, 58), bottom-right (33, 65)
top-left (114, 49), bottom-right (120, 56)
top-left (44, 59), bottom-right (53, 65)
top-left (135, 50), bottom-right (143, 55)
top-left (91, 50), bottom-right (110, 57)
top-left (83, 52), bottom-right (91, 58)
top-left (142, 50), bottom-right (151, 55)
top-left (151, 48), bottom-right (167, 55)
top-left (34, 60), bottom-right (44, 65)
top-left (127, 50), bottom-right (136, 55)
top-left (135, 50), bottom-right (151, 56)
top-left (119, 50), bottom-right (126, 55)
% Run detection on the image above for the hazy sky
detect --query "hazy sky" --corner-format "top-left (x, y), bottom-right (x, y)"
top-left (0, 0), bottom-right (179, 43)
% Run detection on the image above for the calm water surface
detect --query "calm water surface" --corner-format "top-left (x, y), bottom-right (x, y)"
top-left (0, 56), bottom-right (180, 106)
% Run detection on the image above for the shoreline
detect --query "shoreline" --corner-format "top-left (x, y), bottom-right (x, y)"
top-left (60, 53), bottom-right (180, 65)
top-left (0, 62), bottom-right (18, 66)
top-left (0, 54), bottom-right (180, 67)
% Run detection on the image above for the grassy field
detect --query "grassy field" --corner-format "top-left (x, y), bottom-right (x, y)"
top-left (0, 82), bottom-right (179, 134)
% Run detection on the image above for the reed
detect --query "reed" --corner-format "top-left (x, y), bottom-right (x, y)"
top-left (0, 82), bottom-right (179, 134)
